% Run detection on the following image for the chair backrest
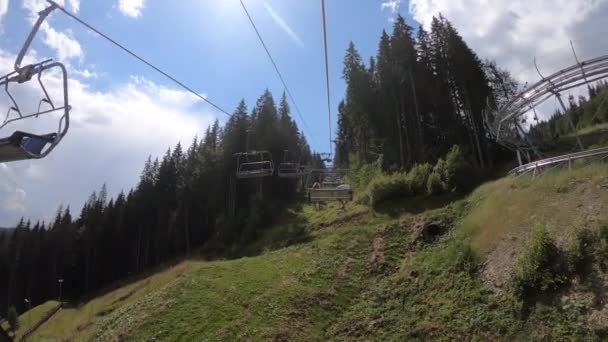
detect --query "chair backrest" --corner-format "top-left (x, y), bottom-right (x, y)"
top-left (236, 160), bottom-right (274, 179)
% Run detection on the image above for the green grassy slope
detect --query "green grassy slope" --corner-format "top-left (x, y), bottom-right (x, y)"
top-left (32, 163), bottom-right (608, 341)
top-left (1, 301), bottom-right (60, 340)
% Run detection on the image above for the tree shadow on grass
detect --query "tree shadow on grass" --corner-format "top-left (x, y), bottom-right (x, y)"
top-left (194, 202), bottom-right (315, 261)
top-left (372, 192), bottom-right (468, 218)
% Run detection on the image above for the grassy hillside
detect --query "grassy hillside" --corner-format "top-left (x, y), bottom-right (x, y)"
top-left (32, 163), bottom-right (608, 341)
top-left (1, 300), bottom-right (59, 340)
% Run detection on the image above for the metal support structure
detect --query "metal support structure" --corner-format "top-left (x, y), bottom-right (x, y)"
top-left (552, 91), bottom-right (584, 151)
top-left (487, 53), bottom-right (608, 150)
top-left (516, 150), bottom-right (523, 166)
top-left (486, 48), bottom-right (608, 174)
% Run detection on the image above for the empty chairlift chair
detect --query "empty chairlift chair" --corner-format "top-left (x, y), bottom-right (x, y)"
top-left (235, 151), bottom-right (274, 179)
top-left (307, 169), bottom-right (353, 204)
top-left (277, 150), bottom-right (307, 178)
top-left (0, 60), bottom-right (70, 163)
top-left (278, 162), bottom-right (301, 178)
top-left (0, 4), bottom-right (70, 163)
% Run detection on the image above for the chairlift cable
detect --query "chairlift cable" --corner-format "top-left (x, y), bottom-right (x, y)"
top-left (46, 0), bottom-right (233, 117)
top-left (321, 0), bottom-right (333, 157)
top-left (238, 0), bottom-right (315, 145)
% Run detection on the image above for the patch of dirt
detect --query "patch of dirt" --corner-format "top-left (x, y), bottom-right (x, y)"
top-left (314, 207), bottom-right (370, 232)
top-left (333, 257), bottom-right (356, 292)
top-left (76, 321), bottom-right (93, 332)
top-left (95, 307), bottom-right (116, 317)
top-left (409, 216), bottom-right (445, 243)
top-left (368, 236), bottom-right (386, 274)
top-left (560, 269), bottom-right (608, 332)
top-left (272, 332), bottom-right (290, 342)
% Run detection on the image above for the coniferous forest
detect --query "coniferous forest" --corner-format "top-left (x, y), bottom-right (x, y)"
top-left (1, 15), bottom-right (523, 315)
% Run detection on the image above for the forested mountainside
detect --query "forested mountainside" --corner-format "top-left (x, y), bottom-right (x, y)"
top-left (0, 14), bottom-right (552, 317)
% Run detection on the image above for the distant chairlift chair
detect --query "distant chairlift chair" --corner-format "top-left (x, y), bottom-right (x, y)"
top-left (277, 150), bottom-right (307, 179)
top-left (235, 151), bottom-right (274, 179)
top-left (307, 169), bottom-right (353, 208)
top-left (0, 4), bottom-right (70, 163)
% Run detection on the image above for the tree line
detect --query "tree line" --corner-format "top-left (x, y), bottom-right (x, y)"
top-left (335, 15), bottom-right (516, 171)
top-left (0, 91), bottom-right (323, 315)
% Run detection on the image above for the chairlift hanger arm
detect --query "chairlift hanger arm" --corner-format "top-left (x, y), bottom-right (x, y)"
top-left (15, 5), bottom-right (57, 71)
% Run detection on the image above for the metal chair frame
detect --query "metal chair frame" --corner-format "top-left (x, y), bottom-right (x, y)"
top-left (0, 3), bottom-right (71, 162)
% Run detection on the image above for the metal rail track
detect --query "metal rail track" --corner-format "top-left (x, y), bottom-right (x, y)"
top-left (509, 146), bottom-right (608, 176)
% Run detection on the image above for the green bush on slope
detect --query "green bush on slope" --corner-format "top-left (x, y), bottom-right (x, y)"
top-left (513, 225), bottom-right (568, 300)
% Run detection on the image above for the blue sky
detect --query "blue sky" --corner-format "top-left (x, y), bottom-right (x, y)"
top-left (3, 0), bottom-right (416, 153)
top-left (1, 0), bottom-right (607, 225)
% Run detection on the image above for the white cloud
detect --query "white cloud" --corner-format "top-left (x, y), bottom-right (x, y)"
top-left (68, 0), bottom-right (79, 13)
top-left (381, 0), bottom-right (401, 14)
top-left (264, 2), bottom-right (304, 48)
top-left (0, 49), bottom-right (216, 225)
top-left (0, 0), bottom-right (8, 29)
top-left (43, 27), bottom-right (83, 60)
top-left (409, 0), bottom-right (608, 118)
top-left (118, 0), bottom-right (145, 18)
top-left (73, 68), bottom-right (99, 79)
top-left (22, 0), bottom-right (84, 61)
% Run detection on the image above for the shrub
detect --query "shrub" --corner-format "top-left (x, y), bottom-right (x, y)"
top-left (427, 159), bottom-right (448, 195)
top-left (513, 226), bottom-right (568, 300)
top-left (566, 227), bottom-right (596, 276)
top-left (444, 145), bottom-right (473, 192)
top-left (345, 155), bottom-right (383, 191)
top-left (365, 172), bottom-right (411, 208)
top-left (596, 225), bottom-right (608, 271)
top-left (406, 163), bottom-right (433, 195)
top-left (7, 306), bottom-right (18, 332)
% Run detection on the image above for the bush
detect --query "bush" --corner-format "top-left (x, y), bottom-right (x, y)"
top-left (444, 145), bottom-right (473, 192)
top-left (364, 172), bottom-right (411, 208)
top-left (345, 155), bottom-right (383, 191)
top-left (427, 159), bottom-right (448, 195)
top-left (513, 226), bottom-right (568, 300)
top-left (566, 227), bottom-right (596, 276)
top-left (406, 163), bottom-right (433, 195)
top-left (7, 306), bottom-right (18, 332)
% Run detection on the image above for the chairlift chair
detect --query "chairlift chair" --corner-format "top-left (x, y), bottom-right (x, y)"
top-left (306, 168), bottom-right (353, 204)
top-left (277, 150), bottom-right (307, 178)
top-left (0, 4), bottom-right (70, 163)
top-left (235, 150), bottom-right (274, 179)
top-left (278, 162), bottom-right (301, 178)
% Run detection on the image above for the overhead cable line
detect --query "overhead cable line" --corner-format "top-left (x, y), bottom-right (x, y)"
top-left (238, 0), bottom-right (314, 142)
top-left (46, 0), bottom-right (233, 117)
top-left (320, 0), bottom-right (333, 155)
